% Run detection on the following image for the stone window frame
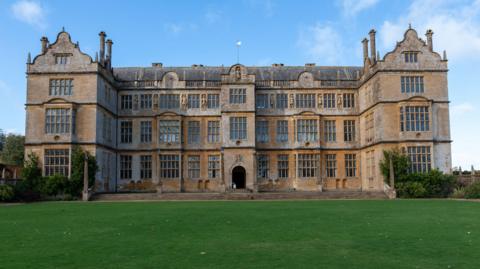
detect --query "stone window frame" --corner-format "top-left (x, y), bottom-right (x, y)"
top-left (256, 120), bottom-right (269, 143)
top-left (229, 88), bottom-right (246, 104)
top-left (256, 93), bottom-right (270, 109)
top-left (401, 76), bottom-right (424, 93)
top-left (188, 94), bottom-right (200, 109)
top-left (187, 121), bottom-right (201, 144)
top-left (120, 120), bottom-right (133, 144)
top-left (208, 155), bottom-right (220, 179)
top-left (343, 120), bottom-right (355, 142)
top-left (323, 93), bottom-right (336, 109)
top-left (187, 155), bottom-right (201, 179)
top-left (54, 53), bottom-right (72, 65)
top-left (159, 94), bottom-right (180, 109)
top-left (277, 154), bottom-right (289, 179)
top-left (140, 94), bottom-right (153, 109)
top-left (49, 79), bottom-right (73, 96)
top-left (403, 51), bottom-right (419, 63)
top-left (404, 146), bottom-right (432, 173)
top-left (159, 120), bottom-right (181, 143)
top-left (120, 94), bottom-right (133, 110)
top-left (295, 93), bottom-right (316, 108)
top-left (45, 107), bottom-right (72, 134)
top-left (140, 120), bottom-right (152, 143)
top-left (345, 153), bottom-right (357, 177)
top-left (400, 106), bottom-right (430, 132)
top-left (140, 155), bottom-right (152, 179)
top-left (323, 120), bottom-right (336, 142)
top-left (230, 117), bottom-right (247, 140)
top-left (207, 94), bottom-right (220, 109)
top-left (120, 155), bottom-right (132, 179)
top-left (207, 121), bottom-right (220, 143)
top-left (297, 154), bottom-right (319, 178)
top-left (44, 149), bottom-right (70, 177)
top-left (276, 120), bottom-right (288, 142)
top-left (296, 119), bottom-right (318, 142)
top-left (276, 93), bottom-right (288, 109)
top-left (365, 112), bottom-right (374, 144)
top-left (159, 154), bottom-right (180, 179)
top-left (257, 154), bottom-right (269, 179)
top-left (325, 154), bottom-right (337, 178)
top-left (343, 93), bottom-right (355, 108)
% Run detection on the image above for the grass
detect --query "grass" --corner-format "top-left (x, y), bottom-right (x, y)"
top-left (0, 200), bottom-right (479, 269)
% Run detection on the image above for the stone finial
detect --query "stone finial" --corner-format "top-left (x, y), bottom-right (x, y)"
top-left (426, 29), bottom-right (433, 52)
top-left (443, 50), bottom-right (447, 61)
top-left (27, 52), bottom-right (31, 64)
top-left (40, 36), bottom-right (49, 54)
top-left (369, 29), bottom-right (377, 63)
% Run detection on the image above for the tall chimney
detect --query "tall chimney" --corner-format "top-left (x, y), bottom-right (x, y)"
top-left (362, 38), bottom-right (369, 61)
top-left (99, 31), bottom-right (106, 65)
top-left (426, 29), bottom-right (433, 52)
top-left (106, 39), bottom-right (113, 69)
top-left (369, 29), bottom-right (376, 63)
top-left (40, 37), bottom-right (49, 54)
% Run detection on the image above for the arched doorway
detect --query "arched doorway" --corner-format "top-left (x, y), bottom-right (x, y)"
top-left (232, 166), bottom-right (246, 189)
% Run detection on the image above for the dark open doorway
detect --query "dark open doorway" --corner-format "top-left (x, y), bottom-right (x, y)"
top-left (232, 166), bottom-right (246, 189)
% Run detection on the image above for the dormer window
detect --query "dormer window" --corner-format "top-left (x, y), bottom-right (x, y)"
top-left (55, 53), bottom-right (71, 65)
top-left (404, 51), bottom-right (418, 63)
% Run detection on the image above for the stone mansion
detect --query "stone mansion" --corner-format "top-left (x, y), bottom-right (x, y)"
top-left (24, 27), bottom-right (452, 193)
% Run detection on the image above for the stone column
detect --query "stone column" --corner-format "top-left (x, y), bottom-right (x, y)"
top-left (82, 152), bottom-right (89, 201)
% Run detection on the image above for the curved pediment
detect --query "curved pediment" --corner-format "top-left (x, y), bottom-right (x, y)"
top-left (45, 97), bottom-right (70, 104)
top-left (158, 111), bottom-right (181, 117)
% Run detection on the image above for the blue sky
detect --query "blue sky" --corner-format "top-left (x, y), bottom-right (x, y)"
top-left (0, 0), bottom-right (479, 168)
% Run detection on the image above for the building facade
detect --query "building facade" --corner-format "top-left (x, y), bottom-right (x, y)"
top-left (24, 27), bottom-right (452, 193)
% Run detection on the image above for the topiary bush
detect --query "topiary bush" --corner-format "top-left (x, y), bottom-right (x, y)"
top-left (0, 184), bottom-right (15, 202)
top-left (464, 182), bottom-right (480, 199)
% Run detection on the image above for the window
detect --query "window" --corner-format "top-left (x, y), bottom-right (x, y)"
top-left (298, 154), bottom-right (319, 178)
top-left (401, 76), bottom-right (424, 93)
top-left (407, 146), bottom-right (431, 173)
top-left (365, 112), bottom-right (374, 143)
top-left (45, 108), bottom-right (71, 134)
top-left (102, 114), bottom-right (112, 142)
top-left (121, 95), bottom-right (132, 110)
top-left (295, 94), bottom-right (316, 108)
top-left (120, 121), bottom-right (132, 143)
top-left (256, 94), bottom-right (269, 109)
top-left (140, 94), bottom-right (152, 109)
top-left (278, 154), bottom-right (289, 178)
top-left (230, 117), bottom-right (247, 140)
top-left (49, 79), bottom-right (73, 96)
top-left (120, 155), bottom-right (132, 179)
top-left (230, 88), bottom-right (246, 104)
top-left (159, 120), bottom-right (180, 143)
top-left (325, 154), bottom-right (337, 178)
top-left (159, 94), bottom-right (180, 109)
top-left (188, 94), bottom-right (200, 109)
top-left (276, 120), bottom-right (288, 142)
top-left (159, 155), bottom-right (180, 178)
top-left (404, 52), bottom-right (418, 63)
top-left (256, 121), bottom-right (269, 143)
top-left (343, 93), bottom-right (355, 108)
top-left (207, 94), bottom-right (219, 109)
top-left (140, 155), bottom-right (152, 179)
top-left (140, 121), bottom-right (152, 143)
top-left (296, 119), bottom-right (318, 142)
top-left (207, 121), bottom-right (220, 143)
top-left (345, 154), bottom-right (356, 177)
top-left (343, 120), bottom-right (355, 142)
top-left (400, 106), bottom-right (430, 132)
top-left (276, 93), bottom-right (288, 109)
top-left (324, 120), bottom-right (336, 142)
top-left (208, 155), bottom-right (220, 178)
top-left (366, 150), bottom-right (375, 181)
top-left (257, 155), bottom-right (269, 179)
top-left (188, 121), bottom-right (200, 144)
top-left (188, 156), bottom-right (200, 179)
top-left (323, 93), bottom-right (336, 108)
top-left (44, 149), bottom-right (69, 176)
top-left (55, 54), bottom-right (70, 65)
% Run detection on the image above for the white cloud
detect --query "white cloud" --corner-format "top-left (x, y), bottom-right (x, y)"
top-left (339, 0), bottom-right (379, 16)
top-left (11, 0), bottom-right (46, 29)
top-left (451, 102), bottom-right (475, 116)
top-left (297, 23), bottom-right (344, 65)
top-left (379, 0), bottom-right (480, 61)
top-left (163, 23), bottom-right (198, 35)
top-left (205, 8), bottom-right (222, 24)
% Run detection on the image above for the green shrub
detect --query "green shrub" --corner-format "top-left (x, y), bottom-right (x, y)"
top-left (451, 187), bottom-right (466, 199)
top-left (422, 170), bottom-right (456, 198)
top-left (396, 181), bottom-right (426, 198)
top-left (0, 184), bottom-right (15, 202)
top-left (42, 174), bottom-right (68, 197)
top-left (464, 182), bottom-right (480, 199)
top-left (16, 153), bottom-right (43, 201)
top-left (67, 147), bottom-right (97, 197)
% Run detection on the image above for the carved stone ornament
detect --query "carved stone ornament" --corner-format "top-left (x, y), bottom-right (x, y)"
top-left (235, 154), bottom-right (243, 163)
top-left (337, 94), bottom-right (343, 106)
top-left (289, 93), bottom-right (295, 108)
top-left (235, 66), bottom-right (241, 80)
top-left (201, 94), bottom-right (207, 109)
top-left (318, 94), bottom-right (323, 106)
top-left (181, 94), bottom-right (187, 110)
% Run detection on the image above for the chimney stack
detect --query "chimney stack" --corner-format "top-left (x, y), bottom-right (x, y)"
top-left (99, 31), bottom-right (106, 65)
top-left (426, 29), bottom-right (433, 52)
top-left (369, 29), bottom-right (376, 63)
top-left (362, 38), bottom-right (369, 61)
top-left (106, 39), bottom-right (113, 69)
top-left (40, 36), bottom-right (49, 54)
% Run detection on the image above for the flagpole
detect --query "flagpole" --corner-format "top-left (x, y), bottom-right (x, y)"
top-left (236, 40), bottom-right (241, 64)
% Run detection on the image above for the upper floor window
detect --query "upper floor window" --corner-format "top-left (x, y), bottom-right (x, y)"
top-left (120, 120), bottom-right (132, 144)
top-left (188, 94), bottom-right (200, 109)
top-left (256, 94), bottom-right (270, 109)
top-left (256, 120), bottom-right (269, 143)
top-left (207, 94), bottom-right (220, 109)
top-left (365, 112), bottom-right (374, 143)
top-left (187, 121), bottom-right (200, 144)
top-left (343, 120), bottom-right (355, 142)
top-left (49, 79), bottom-right (73, 96)
top-left (140, 94), bottom-right (152, 109)
top-left (230, 117), bottom-right (247, 140)
top-left (400, 106), bottom-right (430, 132)
top-left (159, 120), bottom-right (180, 143)
top-left (120, 95), bottom-right (132, 110)
top-left (406, 146), bottom-right (431, 173)
top-left (401, 76), bottom-right (424, 93)
top-left (140, 121), bottom-right (152, 143)
top-left (45, 108), bottom-right (72, 134)
top-left (230, 88), bottom-right (246, 104)
top-left (276, 93), bottom-right (288, 109)
top-left (296, 119), bottom-right (318, 142)
top-left (55, 54), bottom-right (71, 65)
top-left (324, 120), bottom-right (336, 142)
top-left (404, 52), bottom-right (418, 63)
top-left (257, 155), bottom-right (269, 179)
top-left (159, 155), bottom-right (180, 178)
top-left (296, 94), bottom-right (315, 108)
top-left (276, 120), bottom-right (288, 142)
top-left (323, 93), bottom-right (336, 109)
top-left (343, 93), bottom-right (355, 108)
top-left (159, 94), bottom-right (180, 109)
top-left (44, 149), bottom-right (69, 177)
top-left (207, 121), bottom-right (220, 143)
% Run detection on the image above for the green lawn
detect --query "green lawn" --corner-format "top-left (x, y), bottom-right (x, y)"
top-left (0, 200), bottom-right (479, 269)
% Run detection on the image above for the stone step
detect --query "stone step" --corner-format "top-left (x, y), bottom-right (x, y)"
top-left (92, 191), bottom-right (388, 201)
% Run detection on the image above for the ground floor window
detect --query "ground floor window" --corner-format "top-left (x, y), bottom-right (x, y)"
top-left (120, 155), bottom-right (132, 179)
top-left (257, 155), bottom-right (269, 179)
top-left (297, 154), bottom-right (319, 178)
top-left (406, 146), bottom-right (431, 173)
top-left (325, 154), bottom-right (337, 178)
top-left (277, 154), bottom-right (289, 178)
top-left (140, 155), bottom-right (152, 179)
top-left (159, 155), bottom-right (180, 178)
top-left (44, 149), bottom-right (69, 176)
top-left (345, 154), bottom-right (356, 177)
top-left (188, 155), bottom-right (200, 179)
top-left (208, 155), bottom-right (220, 178)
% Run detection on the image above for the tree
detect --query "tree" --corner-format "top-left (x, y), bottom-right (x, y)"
top-left (379, 149), bottom-right (410, 183)
top-left (17, 152), bottom-right (43, 201)
top-left (66, 146), bottom-right (97, 196)
top-left (0, 129), bottom-right (5, 152)
top-left (0, 134), bottom-right (25, 166)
